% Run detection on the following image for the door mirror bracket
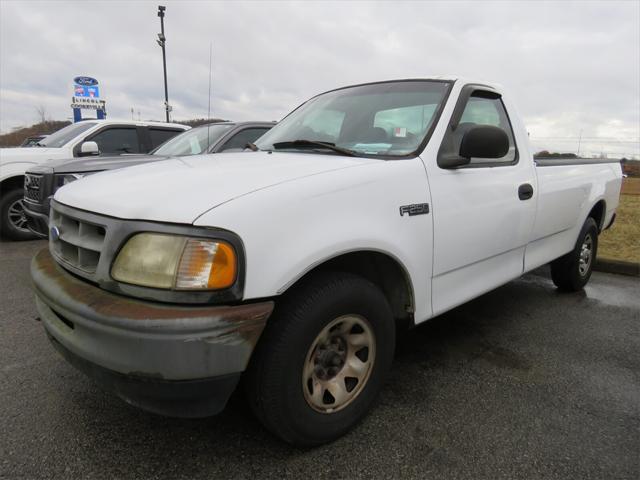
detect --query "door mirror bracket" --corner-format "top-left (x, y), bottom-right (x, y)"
top-left (438, 154), bottom-right (471, 169)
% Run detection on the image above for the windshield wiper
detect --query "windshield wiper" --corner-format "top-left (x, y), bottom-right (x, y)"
top-left (272, 140), bottom-right (357, 157)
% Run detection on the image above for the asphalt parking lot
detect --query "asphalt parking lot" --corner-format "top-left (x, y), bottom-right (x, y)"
top-left (1, 239), bottom-right (638, 480)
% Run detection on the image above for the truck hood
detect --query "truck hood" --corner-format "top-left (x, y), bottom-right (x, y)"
top-left (55, 151), bottom-right (372, 224)
top-left (0, 146), bottom-right (67, 166)
top-left (44, 154), bottom-right (164, 174)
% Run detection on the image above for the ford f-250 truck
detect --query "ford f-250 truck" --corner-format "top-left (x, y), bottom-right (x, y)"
top-left (0, 119), bottom-right (188, 240)
top-left (31, 77), bottom-right (622, 446)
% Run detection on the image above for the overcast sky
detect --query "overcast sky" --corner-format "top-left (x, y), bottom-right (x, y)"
top-left (1, 0), bottom-right (638, 157)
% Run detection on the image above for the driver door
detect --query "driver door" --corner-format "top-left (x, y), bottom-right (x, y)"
top-left (423, 86), bottom-right (537, 315)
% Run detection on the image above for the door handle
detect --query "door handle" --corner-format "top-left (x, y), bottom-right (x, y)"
top-left (518, 183), bottom-right (534, 200)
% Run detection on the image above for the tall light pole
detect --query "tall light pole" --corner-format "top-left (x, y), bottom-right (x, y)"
top-left (157, 5), bottom-right (170, 122)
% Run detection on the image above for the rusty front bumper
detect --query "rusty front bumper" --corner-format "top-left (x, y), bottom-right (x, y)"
top-left (31, 248), bottom-right (274, 417)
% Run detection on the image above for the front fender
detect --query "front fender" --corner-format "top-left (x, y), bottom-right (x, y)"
top-left (195, 157), bottom-right (435, 322)
top-left (0, 162), bottom-right (35, 185)
top-left (275, 244), bottom-right (414, 298)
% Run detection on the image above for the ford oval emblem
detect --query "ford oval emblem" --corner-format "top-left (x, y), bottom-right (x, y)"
top-left (50, 226), bottom-right (60, 241)
top-left (73, 76), bottom-right (98, 86)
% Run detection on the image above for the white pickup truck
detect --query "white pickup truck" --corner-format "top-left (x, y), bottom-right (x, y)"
top-left (0, 119), bottom-right (188, 240)
top-left (31, 77), bottom-right (622, 446)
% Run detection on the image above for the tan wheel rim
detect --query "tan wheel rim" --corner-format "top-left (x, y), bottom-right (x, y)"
top-left (302, 314), bottom-right (376, 414)
top-left (579, 233), bottom-right (593, 276)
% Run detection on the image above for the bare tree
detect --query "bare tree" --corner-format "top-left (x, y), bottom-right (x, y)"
top-left (35, 104), bottom-right (48, 124)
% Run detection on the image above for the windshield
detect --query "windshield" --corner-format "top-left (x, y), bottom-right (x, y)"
top-left (39, 122), bottom-right (97, 148)
top-left (255, 80), bottom-right (451, 157)
top-left (152, 123), bottom-right (234, 156)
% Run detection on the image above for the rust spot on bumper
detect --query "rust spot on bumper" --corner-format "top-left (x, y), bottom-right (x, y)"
top-left (31, 248), bottom-right (273, 346)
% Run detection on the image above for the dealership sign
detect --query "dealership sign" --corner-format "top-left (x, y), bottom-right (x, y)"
top-left (71, 76), bottom-right (106, 121)
top-left (74, 84), bottom-right (100, 98)
top-left (71, 97), bottom-right (106, 109)
top-left (74, 76), bottom-right (98, 86)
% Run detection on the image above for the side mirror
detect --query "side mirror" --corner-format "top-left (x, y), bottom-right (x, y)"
top-left (79, 141), bottom-right (100, 157)
top-left (459, 125), bottom-right (509, 160)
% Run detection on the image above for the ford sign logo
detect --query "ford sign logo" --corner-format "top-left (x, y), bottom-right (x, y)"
top-left (74, 76), bottom-right (98, 86)
top-left (50, 226), bottom-right (60, 241)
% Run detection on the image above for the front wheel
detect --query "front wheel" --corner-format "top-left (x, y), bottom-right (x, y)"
top-left (550, 217), bottom-right (598, 292)
top-left (245, 272), bottom-right (395, 447)
top-left (0, 188), bottom-right (36, 241)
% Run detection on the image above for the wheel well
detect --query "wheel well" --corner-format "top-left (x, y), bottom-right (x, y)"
top-left (588, 200), bottom-right (606, 232)
top-left (0, 176), bottom-right (24, 196)
top-left (290, 251), bottom-right (415, 329)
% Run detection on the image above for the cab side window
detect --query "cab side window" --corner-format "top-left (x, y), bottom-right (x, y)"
top-left (218, 128), bottom-right (271, 152)
top-left (89, 127), bottom-right (141, 154)
top-left (458, 95), bottom-right (516, 164)
top-left (443, 92), bottom-right (517, 166)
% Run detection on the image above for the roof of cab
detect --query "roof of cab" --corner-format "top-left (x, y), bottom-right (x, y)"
top-left (77, 119), bottom-right (190, 129)
top-left (190, 121), bottom-right (276, 128)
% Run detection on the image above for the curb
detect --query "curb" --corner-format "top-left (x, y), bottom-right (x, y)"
top-left (594, 258), bottom-right (640, 277)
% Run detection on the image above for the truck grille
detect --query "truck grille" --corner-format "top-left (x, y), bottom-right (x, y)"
top-left (50, 206), bottom-right (107, 273)
top-left (24, 173), bottom-right (43, 202)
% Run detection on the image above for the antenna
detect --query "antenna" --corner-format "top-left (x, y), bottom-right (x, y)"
top-left (207, 41), bottom-right (213, 148)
top-left (208, 42), bottom-right (213, 120)
top-left (577, 129), bottom-right (583, 158)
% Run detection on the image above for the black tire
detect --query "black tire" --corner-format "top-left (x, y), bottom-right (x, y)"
top-left (244, 272), bottom-right (395, 447)
top-left (550, 217), bottom-right (598, 292)
top-left (0, 188), bottom-right (36, 241)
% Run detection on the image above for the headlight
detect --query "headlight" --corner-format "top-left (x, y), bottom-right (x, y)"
top-left (111, 233), bottom-right (237, 290)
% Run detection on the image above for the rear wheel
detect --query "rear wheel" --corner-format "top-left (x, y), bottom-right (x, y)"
top-left (0, 188), bottom-right (36, 241)
top-left (245, 272), bottom-right (395, 447)
top-left (550, 217), bottom-right (598, 292)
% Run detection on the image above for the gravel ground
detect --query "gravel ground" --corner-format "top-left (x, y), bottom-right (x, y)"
top-left (1, 239), bottom-right (639, 480)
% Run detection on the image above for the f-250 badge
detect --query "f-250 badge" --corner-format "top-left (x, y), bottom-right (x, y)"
top-left (399, 203), bottom-right (430, 216)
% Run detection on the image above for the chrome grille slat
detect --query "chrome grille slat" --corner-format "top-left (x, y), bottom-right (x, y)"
top-left (24, 173), bottom-right (43, 202)
top-left (58, 231), bottom-right (104, 252)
